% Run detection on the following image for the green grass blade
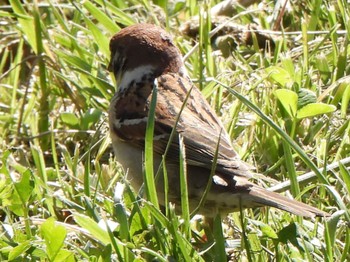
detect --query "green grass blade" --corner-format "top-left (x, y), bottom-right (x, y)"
top-left (213, 214), bottom-right (226, 262)
top-left (83, 0), bottom-right (120, 34)
top-left (178, 134), bottom-right (190, 238)
top-left (33, 4), bottom-right (50, 147)
top-left (144, 82), bottom-right (159, 208)
top-left (282, 140), bottom-right (300, 196)
top-left (215, 80), bottom-right (330, 186)
top-left (10, 0), bottom-right (36, 51)
top-left (93, 0), bottom-right (135, 26)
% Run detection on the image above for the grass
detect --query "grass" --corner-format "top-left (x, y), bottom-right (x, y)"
top-left (0, 0), bottom-right (349, 261)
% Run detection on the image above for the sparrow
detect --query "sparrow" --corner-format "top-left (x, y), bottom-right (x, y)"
top-left (108, 23), bottom-right (329, 218)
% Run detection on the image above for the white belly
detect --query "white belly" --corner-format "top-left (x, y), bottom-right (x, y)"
top-left (112, 139), bottom-right (145, 191)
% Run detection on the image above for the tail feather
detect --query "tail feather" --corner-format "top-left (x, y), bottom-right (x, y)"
top-left (250, 187), bottom-right (329, 218)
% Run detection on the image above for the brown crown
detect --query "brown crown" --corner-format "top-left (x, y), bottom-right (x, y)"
top-left (109, 24), bottom-right (184, 77)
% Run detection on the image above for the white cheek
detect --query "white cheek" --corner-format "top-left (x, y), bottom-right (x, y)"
top-left (119, 65), bottom-right (155, 91)
top-left (114, 117), bottom-right (148, 129)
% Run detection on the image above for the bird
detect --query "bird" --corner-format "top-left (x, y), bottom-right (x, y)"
top-left (107, 23), bottom-right (329, 218)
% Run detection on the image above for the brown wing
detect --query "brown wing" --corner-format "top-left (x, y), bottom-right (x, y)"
top-left (154, 73), bottom-right (253, 178)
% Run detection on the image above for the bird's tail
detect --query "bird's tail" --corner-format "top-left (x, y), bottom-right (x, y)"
top-left (249, 186), bottom-right (330, 218)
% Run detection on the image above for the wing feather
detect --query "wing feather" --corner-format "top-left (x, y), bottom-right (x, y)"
top-left (155, 73), bottom-right (253, 178)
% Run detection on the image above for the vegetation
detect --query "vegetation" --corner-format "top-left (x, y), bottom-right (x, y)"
top-left (0, 0), bottom-right (349, 261)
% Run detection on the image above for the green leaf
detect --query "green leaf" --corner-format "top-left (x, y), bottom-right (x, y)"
top-left (83, 0), bottom-right (120, 34)
top-left (53, 249), bottom-right (75, 262)
top-left (10, 0), bottom-right (36, 52)
top-left (315, 53), bottom-right (331, 84)
top-left (8, 241), bottom-right (31, 261)
top-left (60, 112), bottom-right (80, 128)
top-left (213, 214), bottom-right (226, 261)
top-left (324, 185), bottom-right (349, 220)
top-left (297, 88), bottom-right (317, 109)
top-left (55, 51), bottom-right (92, 72)
top-left (339, 162), bottom-right (350, 196)
top-left (326, 210), bottom-right (345, 250)
top-left (296, 103), bottom-right (336, 119)
top-left (81, 108), bottom-right (102, 130)
top-left (93, 0), bottom-right (135, 26)
top-left (30, 144), bottom-right (48, 184)
top-left (13, 169), bottom-right (34, 204)
top-left (144, 84), bottom-right (159, 208)
top-left (41, 217), bottom-right (67, 261)
top-left (266, 66), bottom-right (294, 87)
top-left (247, 233), bottom-right (262, 252)
top-left (274, 89), bottom-right (298, 117)
top-left (340, 83), bottom-right (350, 118)
top-left (74, 214), bottom-right (110, 245)
top-left (277, 223), bottom-right (307, 252)
top-left (251, 220), bottom-right (278, 239)
top-left (281, 57), bottom-right (296, 79)
top-left (173, 0), bottom-right (186, 14)
top-left (5, 184), bottom-right (24, 216)
top-left (83, 15), bottom-right (110, 58)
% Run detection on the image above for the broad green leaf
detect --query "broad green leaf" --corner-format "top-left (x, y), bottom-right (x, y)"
top-left (81, 108), bottom-right (102, 130)
top-left (281, 57), bottom-right (296, 78)
top-left (74, 214), bottom-right (110, 245)
top-left (277, 223), bottom-right (308, 252)
top-left (14, 169), bottom-right (34, 204)
top-left (289, 245), bottom-right (304, 260)
top-left (173, 0), bottom-right (186, 14)
top-left (4, 184), bottom-right (23, 216)
top-left (41, 217), bottom-right (67, 261)
top-left (53, 249), bottom-right (75, 262)
top-left (251, 220), bottom-right (278, 239)
top-left (297, 88), bottom-right (317, 109)
top-left (274, 89), bottom-right (298, 117)
top-left (315, 53), bottom-right (331, 84)
top-left (60, 113), bottom-right (80, 128)
top-left (8, 240), bottom-right (31, 261)
top-left (266, 66), bottom-right (294, 87)
top-left (296, 103), bottom-right (336, 119)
